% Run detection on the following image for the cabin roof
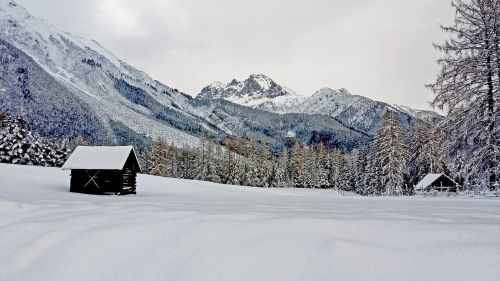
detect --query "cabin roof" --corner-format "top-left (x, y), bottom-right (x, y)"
top-left (62, 146), bottom-right (141, 172)
top-left (415, 173), bottom-right (456, 190)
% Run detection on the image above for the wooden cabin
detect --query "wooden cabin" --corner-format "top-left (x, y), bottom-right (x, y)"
top-left (62, 146), bottom-right (141, 195)
top-left (415, 173), bottom-right (458, 193)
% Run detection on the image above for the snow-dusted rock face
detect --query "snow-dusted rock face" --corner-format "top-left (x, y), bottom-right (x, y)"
top-left (198, 74), bottom-right (305, 114)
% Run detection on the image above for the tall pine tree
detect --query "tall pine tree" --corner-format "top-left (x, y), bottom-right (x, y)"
top-left (429, 0), bottom-right (499, 190)
top-left (371, 111), bottom-right (407, 196)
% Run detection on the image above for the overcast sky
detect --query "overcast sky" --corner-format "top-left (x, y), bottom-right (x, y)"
top-left (17, 0), bottom-right (454, 110)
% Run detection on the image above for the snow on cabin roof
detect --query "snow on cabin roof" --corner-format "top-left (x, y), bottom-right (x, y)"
top-left (415, 173), bottom-right (455, 190)
top-left (62, 146), bottom-right (140, 171)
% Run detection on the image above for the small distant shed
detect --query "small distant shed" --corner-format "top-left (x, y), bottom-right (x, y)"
top-left (415, 173), bottom-right (458, 192)
top-left (62, 146), bottom-right (141, 195)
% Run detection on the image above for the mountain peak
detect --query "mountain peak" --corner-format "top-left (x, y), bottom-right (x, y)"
top-left (228, 78), bottom-right (239, 86)
top-left (209, 81), bottom-right (225, 88)
top-left (197, 74), bottom-right (297, 104)
top-left (314, 87), bottom-right (351, 97)
top-left (0, 0), bottom-right (17, 8)
top-left (249, 73), bottom-right (271, 80)
top-left (247, 73), bottom-right (274, 89)
top-left (338, 88), bottom-right (351, 95)
top-left (0, 0), bottom-right (123, 69)
top-left (0, 0), bottom-right (28, 17)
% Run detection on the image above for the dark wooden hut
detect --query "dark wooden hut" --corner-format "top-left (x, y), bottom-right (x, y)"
top-left (62, 146), bottom-right (141, 195)
top-left (415, 173), bottom-right (458, 192)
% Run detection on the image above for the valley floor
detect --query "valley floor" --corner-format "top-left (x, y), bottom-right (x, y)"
top-left (0, 164), bottom-right (499, 281)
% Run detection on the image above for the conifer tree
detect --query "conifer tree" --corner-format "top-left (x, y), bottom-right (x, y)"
top-left (315, 143), bottom-right (330, 188)
top-left (196, 136), bottom-right (208, 180)
top-left (270, 148), bottom-right (288, 187)
top-left (406, 121), bottom-right (449, 192)
top-left (149, 138), bottom-right (169, 176)
top-left (354, 146), bottom-right (369, 194)
top-left (222, 138), bottom-right (238, 184)
top-left (343, 151), bottom-right (358, 192)
top-left (177, 146), bottom-right (198, 179)
top-left (328, 149), bottom-right (345, 190)
top-left (205, 141), bottom-right (221, 183)
top-left (364, 149), bottom-right (381, 195)
top-left (166, 141), bottom-right (178, 177)
top-left (371, 111), bottom-right (407, 195)
top-left (257, 142), bottom-right (272, 187)
top-left (0, 116), bottom-right (68, 167)
top-left (287, 141), bottom-right (305, 187)
top-left (303, 145), bottom-right (317, 188)
top-left (240, 140), bottom-right (258, 186)
top-left (429, 0), bottom-right (500, 190)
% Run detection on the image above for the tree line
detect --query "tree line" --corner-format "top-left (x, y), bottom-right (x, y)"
top-left (142, 110), bottom-right (451, 195)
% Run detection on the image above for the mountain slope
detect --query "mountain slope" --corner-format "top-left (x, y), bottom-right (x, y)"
top-left (0, 0), bottom-right (223, 146)
top-left (289, 88), bottom-right (442, 134)
top-left (192, 98), bottom-right (370, 152)
top-left (290, 87), bottom-right (395, 134)
top-left (391, 104), bottom-right (442, 123)
top-left (0, 37), bottom-right (110, 143)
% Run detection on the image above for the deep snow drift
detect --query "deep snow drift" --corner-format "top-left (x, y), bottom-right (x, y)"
top-left (0, 163), bottom-right (499, 281)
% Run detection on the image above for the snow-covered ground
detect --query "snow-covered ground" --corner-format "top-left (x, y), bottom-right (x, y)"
top-left (0, 164), bottom-right (499, 281)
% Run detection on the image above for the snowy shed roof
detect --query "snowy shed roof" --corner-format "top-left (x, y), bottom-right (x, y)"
top-left (415, 173), bottom-right (456, 190)
top-left (62, 146), bottom-right (141, 171)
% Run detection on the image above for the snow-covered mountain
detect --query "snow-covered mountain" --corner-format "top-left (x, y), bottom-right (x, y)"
top-left (0, 0), bottom-right (228, 146)
top-left (198, 77), bottom-right (441, 135)
top-left (198, 74), bottom-right (306, 114)
top-left (289, 87), bottom-right (389, 134)
top-left (293, 88), bottom-right (442, 134)
top-left (0, 0), bottom-right (369, 151)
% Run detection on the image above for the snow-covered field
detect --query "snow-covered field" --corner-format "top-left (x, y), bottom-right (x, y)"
top-left (0, 164), bottom-right (499, 281)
